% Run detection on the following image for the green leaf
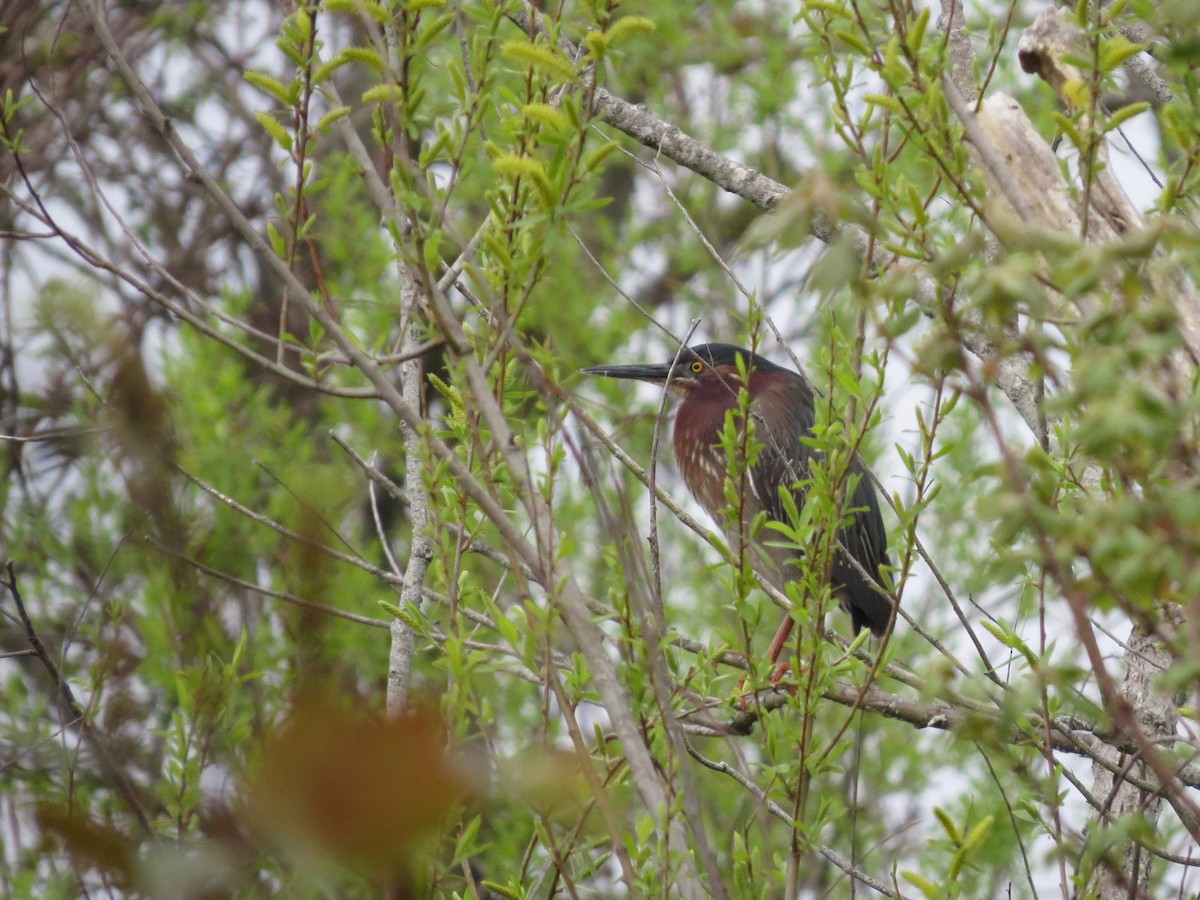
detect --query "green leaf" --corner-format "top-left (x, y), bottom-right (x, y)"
top-left (833, 28), bottom-right (870, 55)
top-left (418, 129), bottom-right (451, 167)
top-left (452, 814), bottom-right (482, 863)
top-left (311, 58), bottom-right (344, 84)
top-left (501, 40), bottom-right (579, 83)
top-left (901, 871), bottom-right (941, 899)
top-left (415, 13), bottom-right (455, 49)
top-left (805, 0), bottom-right (853, 18)
top-left (1099, 35), bottom-right (1145, 72)
top-left (267, 220), bottom-right (286, 257)
top-left (379, 601), bottom-right (423, 631)
top-left (979, 618), bottom-right (1038, 667)
top-left (906, 7), bottom-right (930, 56)
top-left (292, 7), bottom-right (313, 41)
top-left (479, 880), bottom-right (523, 899)
top-left (584, 140), bottom-right (620, 172)
top-left (1062, 78), bottom-right (1091, 109)
top-left (492, 153), bottom-right (556, 207)
top-left (933, 806), bottom-right (960, 843)
top-left (960, 814), bottom-right (994, 855)
top-left (584, 31), bottom-right (608, 61)
top-left (522, 102), bottom-right (571, 134)
top-left (605, 15), bottom-right (656, 45)
top-left (244, 71), bottom-right (296, 106)
top-left (862, 93), bottom-right (902, 113)
top-left (255, 111), bottom-right (293, 151)
top-left (1052, 111), bottom-right (1082, 148)
top-left (314, 105), bottom-right (352, 132)
top-left (949, 815), bottom-right (994, 879)
top-left (323, 0), bottom-right (390, 23)
top-left (1105, 101), bottom-right (1150, 133)
top-left (2, 88), bottom-right (33, 121)
top-left (362, 83), bottom-right (406, 105)
top-left (230, 627), bottom-right (248, 670)
top-left (337, 46), bottom-right (384, 71)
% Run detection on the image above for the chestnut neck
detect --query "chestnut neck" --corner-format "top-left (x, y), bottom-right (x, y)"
top-left (673, 368), bottom-right (788, 450)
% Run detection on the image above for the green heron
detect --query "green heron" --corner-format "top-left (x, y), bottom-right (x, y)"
top-left (583, 343), bottom-right (892, 661)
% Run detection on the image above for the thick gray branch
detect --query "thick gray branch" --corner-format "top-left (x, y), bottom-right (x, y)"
top-left (1015, 9), bottom-right (1200, 891)
top-left (1017, 8), bottom-right (1200, 361)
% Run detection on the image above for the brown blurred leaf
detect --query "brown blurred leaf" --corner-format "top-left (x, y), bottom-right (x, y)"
top-left (244, 693), bottom-right (476, 871)
top-left (109, 345), bottom-right (174, 462)
top-left (36, 804), bottom-right (135, 888)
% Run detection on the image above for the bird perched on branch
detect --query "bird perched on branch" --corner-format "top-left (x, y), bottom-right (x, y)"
top-left (583, 342), bottom-right (892, 662)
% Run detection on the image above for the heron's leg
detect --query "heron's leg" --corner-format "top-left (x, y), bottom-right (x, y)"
top-left (766, 614), bottom-right (794, 665)
top-left (736, 613), bottom-right (797, 708)
top-left (765, 614), bottom-right (796, 683)
top-left (737, 612), bottom-right (795, 700)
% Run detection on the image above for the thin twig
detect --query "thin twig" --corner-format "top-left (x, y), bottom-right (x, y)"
top-left (147, 541), bottom-right (389, 630)
top-left (686, 742), bottom-right (898, 898)
top-left (1, 561), bottom-right (155, 837)
top-left (942, 74), bottom-right (1035, 223)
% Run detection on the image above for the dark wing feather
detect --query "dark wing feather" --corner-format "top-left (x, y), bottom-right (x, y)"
top-left (750, 375), bottom-right (892, 636)
top-left (831, 460), bottom-right (892, 635)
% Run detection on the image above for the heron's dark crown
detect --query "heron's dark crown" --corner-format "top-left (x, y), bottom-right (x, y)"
top-left (680, 343), bottom-right (787, 374)
top-left (579, 343), bottom-right (790, 391)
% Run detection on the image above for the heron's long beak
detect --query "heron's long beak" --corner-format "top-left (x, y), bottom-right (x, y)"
top-left (579, 361), bottom-right (676, 384)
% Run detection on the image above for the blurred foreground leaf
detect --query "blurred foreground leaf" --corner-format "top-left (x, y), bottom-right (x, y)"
top-left (244, 692), bottom-right (478, 872)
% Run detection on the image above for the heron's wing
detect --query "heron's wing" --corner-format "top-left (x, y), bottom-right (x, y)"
top-left (833, 457), bottom-right (893, 634)
top-left (747, 375), bottom-right (817, 526)
top-left (749, 376), bottom-right (892, 635)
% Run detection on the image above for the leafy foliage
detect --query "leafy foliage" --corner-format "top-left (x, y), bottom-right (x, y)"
top-left (1, 0), bottom-right (1199, 898)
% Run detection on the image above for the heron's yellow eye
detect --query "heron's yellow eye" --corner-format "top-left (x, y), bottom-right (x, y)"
top-left (690, 361), bottom-right (704, 374)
